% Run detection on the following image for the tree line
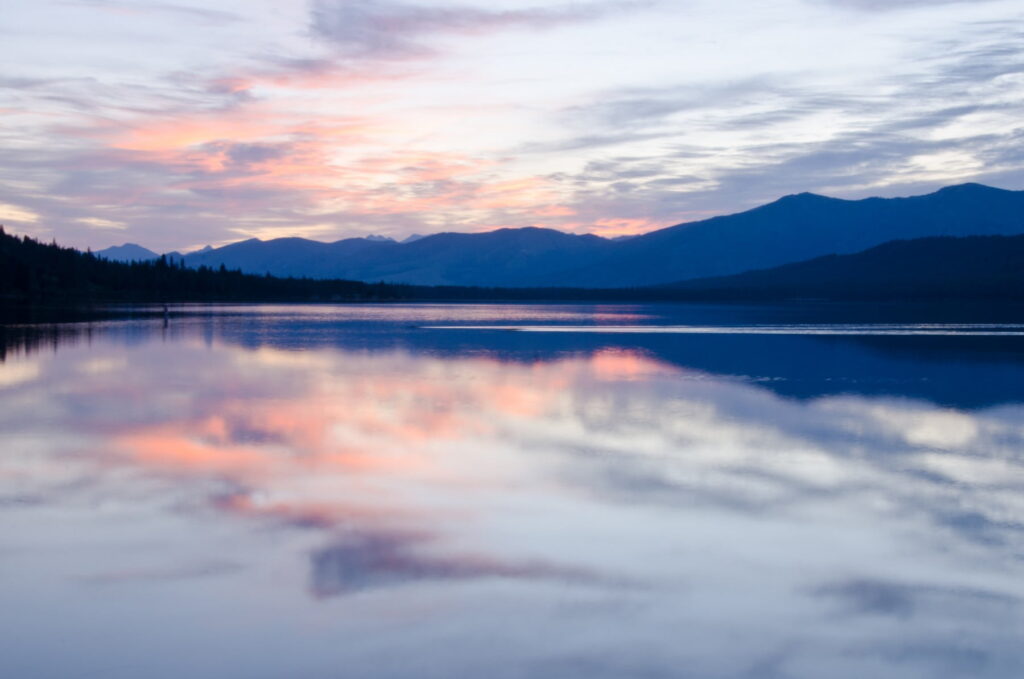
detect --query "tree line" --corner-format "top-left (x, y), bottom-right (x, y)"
top-left (4, 225), bottom-right (1023, 307)
top-left (0, 226), bottom-right (409, 303)
top-left (0, 226), bottom-right (656, 305)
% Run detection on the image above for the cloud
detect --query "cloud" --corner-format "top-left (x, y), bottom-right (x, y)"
top-left (0, 360), bottom-right (41, 387)
top-left (562, 78), bottom-right (801, 131)
top-left (309, 0), bottom-right (654, 59)
top-left (57, 0), bottom-right (243, 25)
top-left (75, 217), bottom-right (127, 230)
top-left (6, 320), bottom-right (1024, 678)
top-left (530, 18), bottom-right (1024, 227)
top-left (77, 560), bottom-right (244, 584)
top-left (810, 577), bottom-right (1022, 675)
top-left (817, 0), bottom-right (1003, 10)
top-left (3, 0), bottom-right (1023, 248)
top-left (0, 203), bottom-right (41, 224)
top-left (309, 530), bottom-right (616, 597)
top-left (812, 578), bottom-right (1019, 617)
top-left (207, 56), bottom-right (415, 95)
top-left (0, 76), bottom-right (78, 91)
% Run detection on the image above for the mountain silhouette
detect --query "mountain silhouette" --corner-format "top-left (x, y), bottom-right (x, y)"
top-left (121, 183), bottom-right (1024, 287)
top-left (565, 183), bottom-right (1024, 286)
top-left (666, 233), bottom-right (1024, 300)
top-left (94, 243), bottom-right (159, 262)
top-left (183, 227), bottom-right (613, 286)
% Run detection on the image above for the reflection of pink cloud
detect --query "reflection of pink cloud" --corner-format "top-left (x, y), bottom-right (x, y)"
top-left (83, 348), bottom-right (666, 595)
top-left (489, 383), bottom-right (551, 417)
top-left (106, 350), bottom-right (641, 490)
top-left (110, 357), bottom-right (569, 490)
top-left (590, 349), bottom-right (667, 380)
top-left (119, 429), bottom-right (270, 477)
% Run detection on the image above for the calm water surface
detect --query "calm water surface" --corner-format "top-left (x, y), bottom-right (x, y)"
top-left (3, 303), bottom-right (1024, 679)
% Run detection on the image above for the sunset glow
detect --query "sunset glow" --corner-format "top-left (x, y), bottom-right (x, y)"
top-left (2, 0), bottom-right (1023, 252)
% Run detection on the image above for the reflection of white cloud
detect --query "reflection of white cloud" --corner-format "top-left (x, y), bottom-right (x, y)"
top-left (904, 412), bottom-right (980, 449)
top-left (820, 398), bottom-right (981, 449)
top-left (242, 346), bottom-right (337, 370)
top-left (76, 357), bottom-right (128, 375)
top-left (4, 329), bottom-right (1024, 678)
top-left (918, 452), bottom-right (1024, 486)
top-left (0, 360), bottom-right (40, 388)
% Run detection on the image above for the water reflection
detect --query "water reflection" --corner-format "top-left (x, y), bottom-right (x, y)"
top-left (309, 530), bottom-right (616, 598)
top-left (2, 305), bottom-right (1024, 679)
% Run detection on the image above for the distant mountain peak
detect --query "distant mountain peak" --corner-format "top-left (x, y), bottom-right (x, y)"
top-left (89, 181), bottom-right (1024, 288)
top-left (935, 182), bottom-right (1001, 195)
top-left (775, 191), bottom-right (830, 203)
top-left (94, 242), bottom-right (158, 262)
top-left (748, 191), bottom-right (836, 215)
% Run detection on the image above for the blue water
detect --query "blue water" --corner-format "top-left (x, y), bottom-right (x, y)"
top-left (2, 303), bottom-right (1024, 678)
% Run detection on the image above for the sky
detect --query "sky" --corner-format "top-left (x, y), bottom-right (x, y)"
top-left (1, 0), bottom-right (1022, 252)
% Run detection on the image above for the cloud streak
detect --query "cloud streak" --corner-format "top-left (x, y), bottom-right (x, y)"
top-left (309, 0), bottom-right (654, 59)
top-left (57, 0), bottom-right (243, 25)
top-left (310, 530), bottom-right (614, 597)
top-left (1, 0), bottom-right (1022, 249)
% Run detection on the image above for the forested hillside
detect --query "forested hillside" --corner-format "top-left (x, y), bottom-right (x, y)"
top-left (668, 234), bottom-right (1024, 300)
top-left (0, 227), bottom-right (403, 302)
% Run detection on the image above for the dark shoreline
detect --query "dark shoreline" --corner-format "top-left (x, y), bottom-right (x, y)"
top-left (5, 298), bottom-right (1024, 329)
top-left (7, 227), bottom-right (1024, 317)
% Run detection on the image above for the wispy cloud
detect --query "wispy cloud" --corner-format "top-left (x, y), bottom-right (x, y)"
top-left (532, 16), bottom-right (1024, 225)
top-left (78, 560), bottom-right (244, 585)
top-left (815, 0), bottom-right (1004, 11)
top-left (310, 530), bottom-right (615, 597)
top-left (57, 0), bottom-right (243, 25)
top-left (813, 577), bottom-right (1018, 618)
top-left (1, 0), bottom-right (1022, 248)
top-left (309, 0), bottom-right (654, 59)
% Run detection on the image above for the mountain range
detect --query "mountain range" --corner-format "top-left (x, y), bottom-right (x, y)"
top-left (95, 183), bottom-right (1024, 288)
top-left (94, 242), bottom-right (162, 262)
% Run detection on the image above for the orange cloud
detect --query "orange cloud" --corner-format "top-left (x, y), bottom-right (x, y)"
top-left (114, 115), bottom-right (282, 153)
top-left (591, 217), bottom-right (663, 237)
top-left (118, 428), bottom-right (272, 477)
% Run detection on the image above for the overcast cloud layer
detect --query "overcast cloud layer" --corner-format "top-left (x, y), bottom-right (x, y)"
top-left (1, 0), bottom-right (1022, 250)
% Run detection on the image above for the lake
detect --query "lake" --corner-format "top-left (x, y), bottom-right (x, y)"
top-left (2, 303), bottom-right (1024, 679)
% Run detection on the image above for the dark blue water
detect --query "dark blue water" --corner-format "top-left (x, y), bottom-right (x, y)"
top-left (2, 303), bottom-right (1024, 678)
